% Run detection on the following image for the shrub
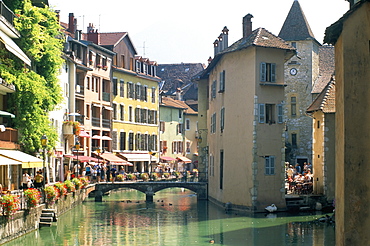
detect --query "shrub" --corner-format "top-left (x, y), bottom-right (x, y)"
top-left (24, 188), bottom-right (41, 208)
top-left (150, 172), bottom-right (159, 181)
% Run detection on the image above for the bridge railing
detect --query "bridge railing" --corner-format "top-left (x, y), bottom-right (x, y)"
top-left (96, 171), bottom-right (207, 183)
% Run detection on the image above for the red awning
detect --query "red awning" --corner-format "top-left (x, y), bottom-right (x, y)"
top-left (79, 130), bottom-right (91, 138)
top-left (176, 155), bottom-right (192, 163)
top-left (160, 156), bottom-right (176, 161)
top-left (100, 153), bottom-right (133, 165)
top-left (64, 155), bottom-right (99, 163)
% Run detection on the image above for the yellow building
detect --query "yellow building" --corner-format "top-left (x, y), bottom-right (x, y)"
top-left (197, 15), bottom-right (295, 212)
top-left (98, 32), bottom-right (160, 172)
top-left (324, 0), bottom-right (370, 244)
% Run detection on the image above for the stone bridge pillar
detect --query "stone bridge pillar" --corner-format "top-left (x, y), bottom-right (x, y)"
top-left (145, 186), bottom-right (154, 202)
top-left (95, 190), bottom-right (103, 202)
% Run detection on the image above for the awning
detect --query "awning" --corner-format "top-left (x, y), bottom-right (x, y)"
top-left (79, 130), bottom-right (91, 138)
top-left (0, 150), bottom-right (43, 168)
top-left (100, 153), bottom-right (133, 166)
top-left (104, 106), bottom-right (113, 111)
top-left (119, 153), bottom-right (152, 162)
top-left (0, 110), bottom-right (15, 118)
top-left (160, 156), bottom-right (176, 161)
top-left (101, 136), bottom-right (112, 140)
top-left (0, 29), bottom-right (31, 66)
top-left (92, 135), bottom-right (102, 139)
top-left (64, 155), bottom-right (99, 163)
top-left (176, 155), bottom-right (192, 163)
top-left (0, 156), bottom-right (22, 166)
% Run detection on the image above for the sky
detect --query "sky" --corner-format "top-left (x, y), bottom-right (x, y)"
top-left (48, 0), bottom-right (349, 65)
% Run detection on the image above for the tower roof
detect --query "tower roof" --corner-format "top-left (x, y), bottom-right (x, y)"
top-left (279, 0), bottom-right (316, 41)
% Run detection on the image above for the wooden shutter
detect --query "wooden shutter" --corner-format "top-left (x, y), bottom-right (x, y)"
top-left (259, 104), bottom-right (265, 123)
top-left (271, 63), bottom-right (276, 82)
top-left (260, 62), bottom-right (266, 82)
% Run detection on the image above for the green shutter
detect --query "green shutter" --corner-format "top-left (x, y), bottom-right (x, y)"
top-left (259, 104), bottom-right (265, 123)
top-left (271, 63), bottom-right (276, 82)
top-left (260, 62), bottom-right (266, 82)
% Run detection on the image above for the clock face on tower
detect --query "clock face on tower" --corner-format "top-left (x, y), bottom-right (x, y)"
top-left (290, 68), bottom-right (297, 76)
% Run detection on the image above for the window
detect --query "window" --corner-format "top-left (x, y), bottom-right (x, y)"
top-left (113, 104), bottom-right (117, 120)
top-left (86, 77), bottom-right (90, 90)
top-left (121, 55), bottom-right (125, 68)
top-left (219, 70), bottom-right (225, 92)
top-left (127, 82), bottom-right (134, 98)
top-left (185, 118), bottom-right (190, 130)
top-left (113, 78), bottom-right (118, 96)
top-left (210, 113), bottom-right (216, 133)
top-left (86, 104), bottom-right (90, 119)
top-left (260, 62), bottom-right (276, 82)
top-left (129, 106), bottom-right (133, 122)
top-left (160, 121), bottom-right (165, 132)
top-left (291, 96), bottom-right (297, 116)
top-left (135, 107), bottom-right (140, 123)
top-left (292, 133), bottom-right (297, 147)
top-left (220, 150), bottom-right (224, 189)
top-left (186, 141), bottom-right (191, 154)
top-left (259, 104), bottom-right (276, 124)
top-left (172, 141), bottom-right (183, 154)
top-left (120, 79), bottom-right (124, 97)
top-left (120, 132), bottom-right (126, 150)
top-left (317, 120), bottom-right (320, 129)
top-left (120, 105), bottom-right (124, 121)
top-left (135, 84), bottom-right (141, 100)
top-left (177, 123), bottom-right (183, 135)
top-left (220, 107), bottom-right (225, 132)
top-left (211, 80), bottom-right (216, 98)
top-left (209, 154), bottom-right (214, 177)
top-left (178, 109), bottom-right (182, 120)
top-left (291, 42), bottom-right (296, 48)
top-left (265, 156), bottom-right (275, 175)
top-left (151, 87), bottom-right (156, 103)
top-left (160, 140), bottom-right (167, 153)
top-left (277, 104), bottom-right (283, 123)
top-left (128, 132), bottom-right (134, 150)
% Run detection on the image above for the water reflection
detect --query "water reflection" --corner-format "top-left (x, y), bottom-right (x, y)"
top-left (4, 188), bottom-right (335, 246)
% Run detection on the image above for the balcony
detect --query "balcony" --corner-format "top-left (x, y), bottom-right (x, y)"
top-left (0, 1), bottom-right (15, 30)
top-left (0, 127), bottom-right (19, 149)
top-left (76, 85), bottom-right (84, 95)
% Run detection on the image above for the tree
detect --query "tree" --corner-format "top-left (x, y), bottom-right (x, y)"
top-left (1, 0), bottom-right (63, 154)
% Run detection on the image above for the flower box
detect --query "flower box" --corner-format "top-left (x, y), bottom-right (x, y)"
top-left (62, 124), bottom-right (73, 135)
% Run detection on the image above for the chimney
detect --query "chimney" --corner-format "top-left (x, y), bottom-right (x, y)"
top-left (243, 13), bottom-right (253, 38)
top-left (68, 13), bottom-right (76, 34)
top-left (208, 56), bottom-right (213, 64)
top-left (213, 39), bottom-right (219, 56)
top-left (218, 33), bottom-right (223, 52)
top-left (176, 88), bottom-right (182, 101)
top-left (86, 23), bottom-right (100, 44)
top-left (222, 26), bottom-right (229, 49)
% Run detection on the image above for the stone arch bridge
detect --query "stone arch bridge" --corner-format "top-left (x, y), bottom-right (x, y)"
top-left (92, 182), bottom-right (208, 202)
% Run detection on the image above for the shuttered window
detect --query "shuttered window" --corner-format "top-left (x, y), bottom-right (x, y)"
top-left (259, 104), bottom-right (265, 123)
top-left (260, 62), bottom-right (276, 82)
top-left (265, 156), bottom-right (275, 175)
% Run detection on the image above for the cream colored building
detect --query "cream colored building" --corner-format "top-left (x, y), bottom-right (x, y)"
top-left (325, 0), bottom-right (370, 244)
top-left (197, 15), bottom-right (295, 212)
top-left (306, 79), bottom-right (335, 202)
top-left (97, 31), bottom-right (160, 173)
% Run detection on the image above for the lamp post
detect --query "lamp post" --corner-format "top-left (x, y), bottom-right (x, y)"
top-left (41, 135), bottom-right (48, 187)
top-left (75, 140), bottom-right (80, 177)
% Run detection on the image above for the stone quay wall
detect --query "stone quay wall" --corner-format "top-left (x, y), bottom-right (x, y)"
top-left (0, 185), bottom-right (95, 244)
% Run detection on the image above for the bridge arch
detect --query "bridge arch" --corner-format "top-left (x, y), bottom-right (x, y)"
top-left (93, 182), bottom-right (207, 202)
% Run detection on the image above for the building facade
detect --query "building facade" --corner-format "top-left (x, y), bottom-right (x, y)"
top-left (197, 15), bottom-right (295, 212)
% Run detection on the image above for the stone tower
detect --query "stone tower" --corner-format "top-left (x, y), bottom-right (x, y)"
top-left (279, 0), bottom-right (320, 168)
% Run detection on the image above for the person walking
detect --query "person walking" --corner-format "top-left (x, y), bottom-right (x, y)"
top-left (34, 171), bottom-right (43, 188)
top-left (111, 166), bottom-right (117, 183)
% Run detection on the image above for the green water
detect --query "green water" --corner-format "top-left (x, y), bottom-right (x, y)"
top-left (4, 188), bottom-right (335, 245)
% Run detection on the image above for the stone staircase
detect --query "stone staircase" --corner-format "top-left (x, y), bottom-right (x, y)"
top-left (39, 209), bottom-right (57, 227)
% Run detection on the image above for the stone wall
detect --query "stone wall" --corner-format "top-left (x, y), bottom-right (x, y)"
top-left (0, 186), bottom-right (94, 244)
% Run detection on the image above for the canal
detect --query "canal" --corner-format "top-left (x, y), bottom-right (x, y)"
top-left (4, 188), bottom-right (335, 245)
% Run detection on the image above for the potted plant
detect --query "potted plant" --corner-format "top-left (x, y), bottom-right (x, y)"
top-left (163, 172), bottom-right (170, 179)
top-left (44, 186), bottom-right (58, 206)
top-left (0, 194), bottom-right (20, 216)
top-left (64, 180), bottom-right (76, 193)
top-left (72, 177), bottom-right (83, 190)
top-left (103, 65), bottom-right (108, 70)
top-left (24, 188), bottom-right (41, 209)
top-left (126, 173), bottom-right (136, 181)
top-left (79, 177), bottom-right (89, 188)
top-left (140, 173), bottom-right (149, 181)
top-left (150, 172), bottom-right (159, 181)
top-left (54, 182), bottom-right (67, 197)
top-left (116, 174), bottom-right (125, 182)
